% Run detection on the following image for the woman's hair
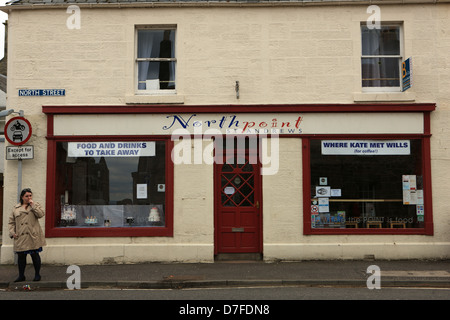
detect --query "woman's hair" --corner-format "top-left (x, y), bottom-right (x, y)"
top-left (20, 188), bottom-right (32, 205)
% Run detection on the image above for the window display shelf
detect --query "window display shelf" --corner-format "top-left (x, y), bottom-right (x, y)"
top-left (312, 198), bottom-right (403, 202)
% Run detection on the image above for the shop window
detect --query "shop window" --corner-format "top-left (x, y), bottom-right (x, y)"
top-left (48, 139), bottom-right (173, 237)
top-left (136, 26), bottom-right (176, 92)
top-left (306, 138), bottom-right (429, 232)
top-left (361, 24), bottom-right (402, 91)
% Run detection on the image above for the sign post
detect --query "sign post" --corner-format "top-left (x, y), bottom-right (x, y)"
top-left (4, 113), bottom-right (32, 202)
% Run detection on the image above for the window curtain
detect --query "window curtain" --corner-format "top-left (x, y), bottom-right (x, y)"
top-left (158, 30), bottom-right (176, 89)
top-left (169, 33), bottom-right (176, 89)
top-left (138, 31), bottom-right (154, 90)
top-left (361, 27), bottom-right (400, 87)
top-left (361, 28), bottom-right (382, 87)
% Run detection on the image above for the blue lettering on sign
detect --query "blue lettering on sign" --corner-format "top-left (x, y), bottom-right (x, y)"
top-left (323, 142), bottom-right (348, 148)
top-left (18, 89), bottom-right (66, 96)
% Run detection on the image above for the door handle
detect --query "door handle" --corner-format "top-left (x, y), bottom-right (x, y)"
top-left (255, 201), bottom-right (260, 209)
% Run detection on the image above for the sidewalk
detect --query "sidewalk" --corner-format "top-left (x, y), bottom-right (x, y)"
top-left (1, 259), bottom-right (450, 290)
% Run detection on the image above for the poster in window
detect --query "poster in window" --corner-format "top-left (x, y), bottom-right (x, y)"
top-left (409, 191), bottom-right (418, 205)
top-left (402, 175), bottom-right (410, 190)
top-left (318, 198), bottom-right (329, 213)
top-left (416, 205), bottom-right (424, 216)
top-left (137, 184), bottom-right (147, 199)
top-left (417, 190), bottom-right (424, 205)
top-left (316, 186), bottom-right (331, 198)
top-left (403, 190), bottom-right (411, 205)
top-left (409, 175), bottom-right (417, 191)
top-left (402, 175), bottom-right (418, 205)
top-left (416, 204), bottom-right (424, 222)
top-left (331, 189), bottom-right (341, 197)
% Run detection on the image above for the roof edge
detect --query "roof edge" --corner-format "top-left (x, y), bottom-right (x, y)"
top-left (1, 0), bottom-right (449, 12)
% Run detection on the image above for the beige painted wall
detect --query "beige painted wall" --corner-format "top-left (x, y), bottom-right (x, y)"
top-left (2, 3), bottom-right (450, 263)
top-left (4, 4), bottom-right (449, 106)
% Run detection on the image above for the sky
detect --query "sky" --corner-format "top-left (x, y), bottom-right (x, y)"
top-left (0, 0), bottom-right (7, 60)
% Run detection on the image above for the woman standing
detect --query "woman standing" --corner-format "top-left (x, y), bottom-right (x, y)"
top-left (8, 188), bottom-right (46, 282)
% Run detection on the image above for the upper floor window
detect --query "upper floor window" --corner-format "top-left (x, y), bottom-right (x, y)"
top-left (136, 26), bottom-right (176, 93)
top-left (361, 24), bottom-right (402, 92)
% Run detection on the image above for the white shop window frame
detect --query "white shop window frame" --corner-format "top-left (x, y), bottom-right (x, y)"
top-left (135, 25), bottom-right (177, 95)
top-left (361, 23), bottom-right (404, 93)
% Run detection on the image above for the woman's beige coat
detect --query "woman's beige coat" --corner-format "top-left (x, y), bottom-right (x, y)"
top-left (8, 202), bottom-right (46, 252)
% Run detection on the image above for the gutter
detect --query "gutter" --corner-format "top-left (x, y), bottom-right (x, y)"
top-left (0, 0), bottom-right (449, 13)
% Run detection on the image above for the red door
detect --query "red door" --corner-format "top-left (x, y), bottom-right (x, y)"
top-left (214, 144), bottom-right (262, 254)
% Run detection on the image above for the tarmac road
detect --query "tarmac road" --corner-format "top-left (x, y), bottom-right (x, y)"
top-left (2, 284), bottom-right (450, 300)
top-left (2, 256), bottom-right (450, 311)
top-left (1, 284), bottom-right (449, 320)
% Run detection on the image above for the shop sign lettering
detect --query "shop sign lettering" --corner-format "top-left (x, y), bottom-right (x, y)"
top-left (162, 114), bottom-right (303, 134)
top-left (67, 142), bottom-right (155, 157)
top-left (321, 140), bottom-right (410, 155)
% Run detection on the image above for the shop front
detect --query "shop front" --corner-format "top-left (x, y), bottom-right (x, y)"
top-left (36, 103), bottom-right (437, 264)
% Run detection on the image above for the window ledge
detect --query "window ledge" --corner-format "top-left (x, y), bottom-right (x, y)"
top-left (126, 94), bottom-right (185, 105)
top-left (353, 91), bottom-right (415, 102)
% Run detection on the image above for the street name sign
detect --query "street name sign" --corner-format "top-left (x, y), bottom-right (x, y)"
top-left (18, 89), bottom-right (66, 96)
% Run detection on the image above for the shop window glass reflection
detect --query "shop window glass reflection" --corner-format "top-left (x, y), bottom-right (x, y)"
top-left (310, 139), bottom-right (423, 229)
top-left (55, 141), bottom-right (166, 228)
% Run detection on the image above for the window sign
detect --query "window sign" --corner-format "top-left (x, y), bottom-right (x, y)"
top-left (68, 142), bottom-right (155, 157)
top-left (57, 141), bottom-right (166, 229)
top-left (310, 139), bottom-right (423, 230)
top-left (136, 184), bottom-right (148, 199)
top-left (321, 140), bottom-right (410, 155)
top-left (224, 186), bottom-right (236, 195)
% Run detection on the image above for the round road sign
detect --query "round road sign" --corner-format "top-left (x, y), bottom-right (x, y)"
top-left (5, 117), bottom-right (32, 146)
